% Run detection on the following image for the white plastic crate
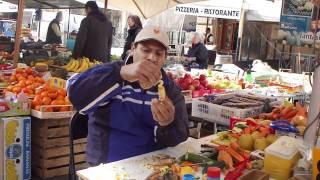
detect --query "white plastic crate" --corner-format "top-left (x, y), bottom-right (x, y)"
top-left (191, 99), bottom-right (264, 126)
top-left (191, 93), bottom-right (280, 126)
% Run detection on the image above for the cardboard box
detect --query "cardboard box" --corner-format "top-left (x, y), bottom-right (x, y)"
top-left (0, 99), bottom-right (31, 117)
top-left (0, 116), bottom-right (31, 180)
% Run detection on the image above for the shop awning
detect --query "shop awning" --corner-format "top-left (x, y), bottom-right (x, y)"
top-left (4, 0), bottom-right (85, 9)
top-left (100, 0), bottom-right (205, 19)
top-left (173, 0), bottom-right (282, 22)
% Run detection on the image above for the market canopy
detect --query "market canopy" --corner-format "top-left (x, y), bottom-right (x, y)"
top-left (4, 0), bottom-right (85, 9)
top-left (101, 0), bottom-right (205, 19)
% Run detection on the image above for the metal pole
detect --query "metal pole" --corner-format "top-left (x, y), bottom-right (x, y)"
top-left (67, 8), bottom-right (71, 39)
top-left (313, 5), bottom-right (319, 55)
top-left (38, 20), bottom-right (41, 40)
top-left (13, 0), bottom-right (25, 67)
top-left (104, 0), bottom-right (109, 14)
top-left (304, 4), bottom-right (320, 148)
top-left (236, 8), bottom-right (246, 62)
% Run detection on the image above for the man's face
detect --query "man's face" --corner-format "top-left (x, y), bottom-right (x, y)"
top-left (132, 40), bottom-right (166, 67)
top-left (85, 8), bottom-right (91, 16)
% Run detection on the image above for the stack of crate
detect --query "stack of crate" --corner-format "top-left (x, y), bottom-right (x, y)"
top-left (31, 117), bottom-right (87, 179)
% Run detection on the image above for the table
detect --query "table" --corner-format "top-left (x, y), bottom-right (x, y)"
top-left (77, 135), bottom-right (217, 180)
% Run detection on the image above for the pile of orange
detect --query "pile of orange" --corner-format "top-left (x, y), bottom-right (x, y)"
top-left (6, 67), bottom-right (45, 96)
top-left (31, 84), bottom-right (71, 112)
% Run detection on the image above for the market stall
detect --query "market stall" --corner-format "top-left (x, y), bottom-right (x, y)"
top-left (0, 0), bottom-right (319, 180)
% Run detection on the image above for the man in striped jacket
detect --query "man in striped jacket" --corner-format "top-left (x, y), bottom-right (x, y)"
top-left (67, 27), bottom-right (189, 165)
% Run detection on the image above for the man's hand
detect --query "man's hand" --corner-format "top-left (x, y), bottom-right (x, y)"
top-left (120, 60), bottom-right (162, 87)
top-left (151, 97), bottom-right (175, 126)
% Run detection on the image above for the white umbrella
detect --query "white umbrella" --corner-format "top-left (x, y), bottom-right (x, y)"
top-left (102, 0), bottom-right (204, 19)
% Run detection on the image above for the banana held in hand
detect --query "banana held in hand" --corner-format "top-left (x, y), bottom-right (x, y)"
top-left (158, 80), bottom-right (166, 101)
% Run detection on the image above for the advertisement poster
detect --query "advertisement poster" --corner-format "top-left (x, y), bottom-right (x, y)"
top-left (278, 0), bottom-right (320, 46)
top-left (282, 0), bottom-right (314, 17)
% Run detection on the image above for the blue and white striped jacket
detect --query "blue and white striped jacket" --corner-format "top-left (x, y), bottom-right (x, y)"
top-left (67, 58), bottom-right (189, 164)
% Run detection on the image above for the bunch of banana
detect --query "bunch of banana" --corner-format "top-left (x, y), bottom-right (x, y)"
top-left (63, 57), bottom-right (103, 73)
top-left (74, 58), bottom-right (90, 73)
top-left (63, 59), bottom-right (80, 72)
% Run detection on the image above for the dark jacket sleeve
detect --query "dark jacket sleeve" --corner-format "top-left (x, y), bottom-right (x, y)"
top-left (67, 61), bottom-right (123, 114)
top-left (73, 18), bottom-right (89, 59)
top-left (196, 44), bottom-right (208, 68)
top-left (155, 80), bottom-right (189, 147)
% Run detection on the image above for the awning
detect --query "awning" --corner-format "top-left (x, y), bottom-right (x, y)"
top-left (173, 0), bottom-right (282, 22)
top-left (99, 0), bottom-right (205, 19)
top-left (0, 0), bottom-right (17, 12)
top-left (4, 0), bottom-right (85, 9)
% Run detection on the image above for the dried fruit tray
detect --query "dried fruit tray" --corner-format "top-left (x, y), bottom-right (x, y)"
top-left (192, 92), bottom-right (281, 126)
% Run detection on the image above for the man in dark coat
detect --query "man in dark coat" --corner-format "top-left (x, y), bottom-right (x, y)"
top-left (46, 12), bottom-right (63, 44)
top-left (72, 1), bottom-right (113, 62)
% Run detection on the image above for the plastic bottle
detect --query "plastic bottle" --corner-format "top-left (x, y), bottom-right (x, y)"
top-left (244, 69), bottom-right (253, 84)
top-left (183, 174), bottom-right (195, 180)
top-left (207, 167), bottom-right (220, 180)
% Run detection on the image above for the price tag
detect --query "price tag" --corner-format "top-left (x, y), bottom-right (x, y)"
top-left (48, 77), bottom-right (66, 89)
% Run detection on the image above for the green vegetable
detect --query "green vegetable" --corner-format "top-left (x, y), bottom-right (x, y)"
top-left (235, 123), bottom-right (248, 129)
top-left (179, 152), bottom-right (216, 166)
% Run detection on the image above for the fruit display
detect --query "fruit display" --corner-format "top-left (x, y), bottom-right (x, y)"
top-left (175, 74), bottom-right (213, 91)
top-left (214, 118), bottom-right (275, 151)
top-left (5, 67), bottom-right (46, 96)
top-left (63, 57), bottom-right (102, 73)
top-left (31, 85), bottom-right (71, 112)
top-left (200, 93), bottom-right (277, 109)
top-left (256, 103), bottom-right (308, 135)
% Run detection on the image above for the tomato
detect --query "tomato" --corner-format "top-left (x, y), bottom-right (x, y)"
top-left (15, 68), bottom-right (23, 74)
top-left (21, 72), bottom-right (28, 78)
top-left (34, 106), bottom-right (41, 111)
top-left (17, 81), bottom-right (26, 87)
top-left (12, 86), bottom-right (21, 94)
top-left (32, 98), bottom-right (41, 108)
top-left (25, 79), bottom-right (33, 86)
top-left (17, 76), bottom-right (27, 82)
top-left (21, 88), bottom-right (30, 94)
top-left (48, 91), bottom-right (58, 99)
top-left (57, 89), bottom-right (67, 97)
top-left (25, 67), bottom-right (33, 75)
top-left (6, 85), bottom-right (14, 92)
top-left (44, 107), bottom-right (53, 112)
top-left (56, 95), bottom-right (65, 100)
top-left (60, 106), bottom-right (70, 112)
top-left (40, 91), bottom-right (49, 98)
top-left (41, 96), bottom-right (52, 105)
top-left (27, 75), bottom-right (34, 80)
top-left (9, 75), bottom-right (17, 82)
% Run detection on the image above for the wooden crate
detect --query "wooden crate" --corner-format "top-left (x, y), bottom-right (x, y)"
top-left (31, 117), bottom-right (88, 179)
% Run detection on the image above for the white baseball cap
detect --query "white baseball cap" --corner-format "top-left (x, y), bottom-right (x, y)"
top-left (134, 26), bottom-right (169, 49)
